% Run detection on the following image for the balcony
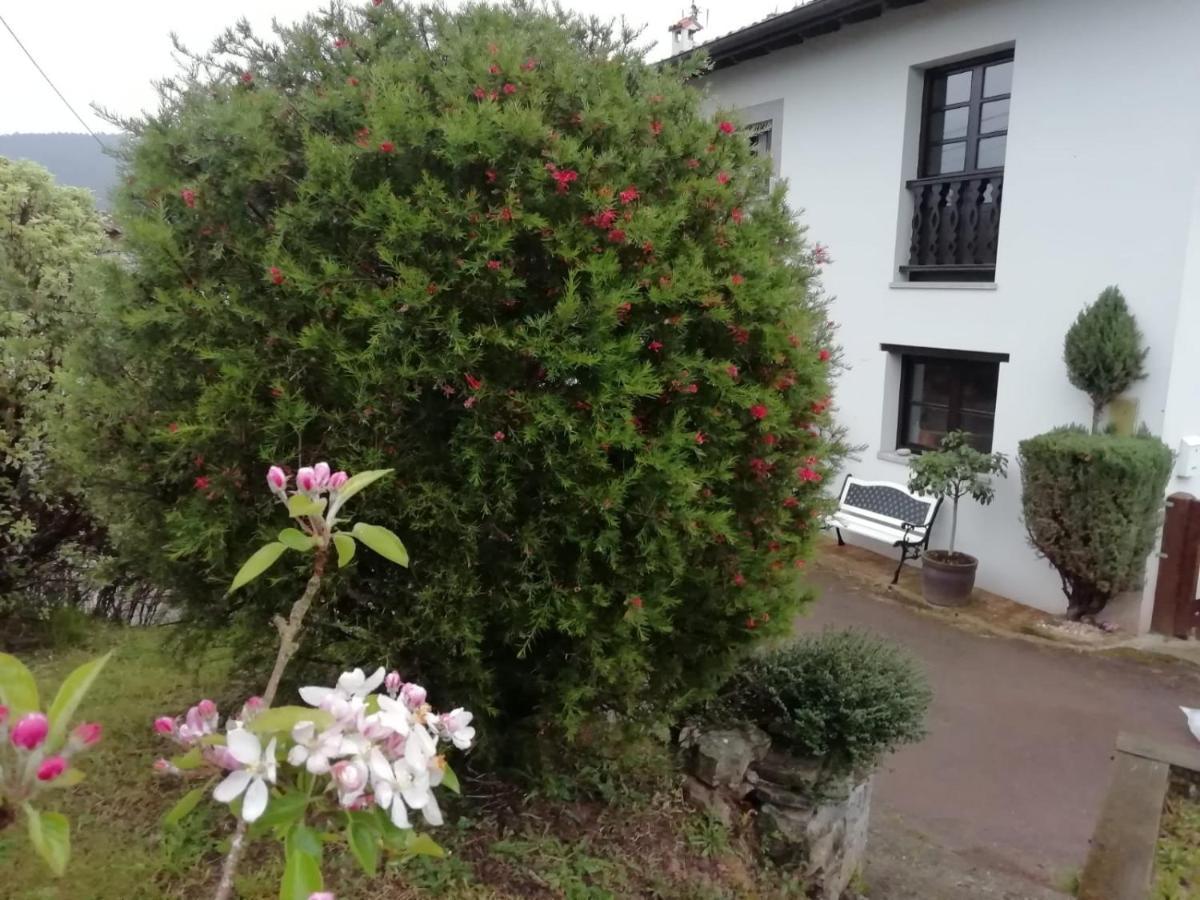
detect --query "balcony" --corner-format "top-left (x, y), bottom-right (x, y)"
top-left (901, 168), bottom-right (1003, 282)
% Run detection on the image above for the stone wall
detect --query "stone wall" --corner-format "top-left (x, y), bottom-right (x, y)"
top-left (682, 725), bottom-right (872, 900)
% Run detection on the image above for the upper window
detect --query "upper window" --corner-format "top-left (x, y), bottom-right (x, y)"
top-left (888, 347), bottom-right (1005, 453)
top-left (747, 119), bottom-right (774, 162)
top-left (920, 54), bottom-right (1013, 177)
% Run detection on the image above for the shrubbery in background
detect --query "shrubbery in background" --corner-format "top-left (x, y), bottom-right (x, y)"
top-left (712, 630), bottom-right (931, 773)
top-left (59, 2), bottom-right (844, 740)
top-left (0, 158), bottom-right (114, 638)
top-left (1019, 427), bottom-right (1172, 619)
top-left (1063, 286), bottom-right (1147, 434)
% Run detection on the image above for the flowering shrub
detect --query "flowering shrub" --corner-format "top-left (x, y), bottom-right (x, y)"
top-left (155, 667), bottom-right (470, 897)
top-left (61, 2), bottom-right (844, 735)
top-left (0, 651), bottom-right (108, 874)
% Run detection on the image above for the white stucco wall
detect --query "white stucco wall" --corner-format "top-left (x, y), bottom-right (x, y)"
top-left (699, 0), bottom-right (1200, 619)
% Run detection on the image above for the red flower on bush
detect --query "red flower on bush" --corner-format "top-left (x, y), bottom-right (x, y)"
top-left (716, 171), bottom-right (730, 185)
top-left (685, 383), bottom-right (698, 394)
top-left (347, 76), bottom-right (360, 86)
top-left (268, 266), bottom-right (285, 285)
top-left (167, 422), bottom-right (179, 433)
top-left (728, 325), bottom-right (749, 345)
top-left (502, 83), bottom-right (517, 95)
top-left (731, 207), bottom-right (743, 225)
top-left (749, 404), bottom-right (768, 420)
top-left (473, 86), bottom-right (487, 100)
top-left (498, 207), bottom-right (513, 223)
top-left (485, 168), bottom-right (497, 183)
top-left (379, 141), bottom-right (395, 154)
top-left (749, 457), bottom-right (772, 479)
top-left (194, 476), bottom-right (210, 491)
top-left (493, 430), bottom-right (506, 442)
top-left (465, 373), bottom-right (483, 391)
top-left (718, 121), bottom-right (735, 135)
top-left (642, 240), bottom-right (654, 254)
top-left (521, 58), bottom-right (538, 71)
top-left (595, 209), bottom-right (617, 229)
top-left (489, 63), bottom-right (501, 75)
top-left (685, 158), bottom-right (700, 169)
top-left (798, 467), bottom-right (822, 483)
top-left (812, 243), bottom-right (832, 265)
top-left (811, 396), bottom-right (830, 414)
top-left (726, 364), bottom-right (739, 379)
top-left (818, 348), bottom-right (831, 362)
top-left (695, 431), bottom-right (707, 445)
top-left (619, 185), bottom-right (640, 205)
top-left (334, 37), bottom-right (349, 48)
top-left (730, 273), bottom-right (744, 286)
top-left (616, 302), bottom-right (632, 320)
top-left (240, 72), bottom-right (254, 84)
top-left (549, 167), bottom-right (578, 193)
top-left (180, 188), bottom-right (196, 208)
top-left (629, 595), bottom-right (644, 609)
top-left (782, 496), bottom-right (798, 509)
top-left (486, 259), bottom-right (502, 271)
top-left (733, 572), bottom-right (747, 587)
top-left (647, 340), bottom-right (664, 353)
top-left (762, 433), bottom-right (777, 446)
top-left (608, 229), bottom-right (626, 243)
top-left (649, 120), bottom-right (663, 136)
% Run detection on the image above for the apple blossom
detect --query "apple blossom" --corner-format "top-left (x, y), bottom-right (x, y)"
top-left (439, 709), bottom-right (476, 751)
top-left (287, 720), bottom-right (348, 775)
top-left (384, 670), bottom-right (402, 696)
top-left (213, 730), bottom-right (277, 823)
top-left (331, 756), bottom-right (370, 807)
top-left (36, 756), bottom-right (67, 782)
top-left (267, 465), bottom-right (287, 493)
top-left (329, 471), bottom-right (348, 490)
top-left (72, 722), bottom-right (103, 747)
top-left (296, 466), bottom-right (318, 493)
top-left (300, 666), bottom-right (386, 708)
top-left (11, 712), bottom-right (48, 750)
top-left (309, 894), bottom-right (336, 900)
top-left (400, 682), bottom-right (427, 710)
top-left (313, 461), bottom-right (331, 487)
top-left (153, 716), bottom-right (176, 735)
top-left (0, 705), bottom-right (8, 725)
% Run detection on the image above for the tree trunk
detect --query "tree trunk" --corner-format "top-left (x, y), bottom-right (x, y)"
top-left (1066, 579), bottom-right (1111, 620)
top-left (949, 496), bottom-right (959, 554)
top-left (1091, 400), bottom-right (1103, 435)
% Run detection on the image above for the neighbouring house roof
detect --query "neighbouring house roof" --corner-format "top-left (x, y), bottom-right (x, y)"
top-left (665, 0), bottom-right (931, 71)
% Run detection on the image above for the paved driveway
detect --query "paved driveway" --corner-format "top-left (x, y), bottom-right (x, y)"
top-left (799, 571), bottom-right (1200, 897)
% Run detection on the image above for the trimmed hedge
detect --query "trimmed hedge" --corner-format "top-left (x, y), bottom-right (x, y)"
top-left (1019, 427), bottom-right (1172, 618)
top-left (716, 630), bottom-right (931, 772)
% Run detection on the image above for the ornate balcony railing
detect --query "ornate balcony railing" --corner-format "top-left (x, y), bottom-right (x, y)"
top-left (902, 169), bottom-right (1003, 281)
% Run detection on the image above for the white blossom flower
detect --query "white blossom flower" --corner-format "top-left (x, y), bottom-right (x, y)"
top-left (438, 709), bottom-right (475, 751)
top-left (213, 729), bottom-right (277, 822)
top-left (299, 667), bottom-right (386, 709)
top-left (331, 756), bottom-right (370, 807)
top-left (368, 747), bottom-right (435, 829)
top-left (287, 721), bottom-right (349, 775)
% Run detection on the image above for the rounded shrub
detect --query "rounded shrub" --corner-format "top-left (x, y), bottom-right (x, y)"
top-left (59, 3), bottom-right (842, 737)
top-left (1019, 427), bottom-right (1172, 619)
top-left (717, 630), bottom-right (931, 772)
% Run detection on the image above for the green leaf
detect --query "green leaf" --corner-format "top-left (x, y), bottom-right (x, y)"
top-left (24, 805), bottom-right (70, 876)
top-left (405, 832), bottom-right (445, 858)
top-left (0, 653), bottom-right (40, 718)
top-left (333, 533), bottom-right (356, 568)
top-left (332, 468), bottom-right (393, 507)
top-left (249, 790), bottom-right (309, 837)
top-left (345, 811), bottom-right (381, 876)
top-left (278, 528), bottom-right (313, 552)
top-left (287, 494), bottom-right (324, 518)
top-left (229, 542), bottom-right (288, 593)
top-left (441, 763), bottom-right (461, 795)
top-left (46, 768), bottom-right (86, 789)
top-left (46, 652), bottom-right (110, 750)
top-left (171, 747), bottom-right (204, 770)
top-left (287, 823), bottom-right (323, 859)
top-left (163, 787), bottom-right (206, 827)
top-left (351, 522), bottom-right (409, 567)
top-left (246, 706), bottom-right (333, 735)
top-left (279, 841), bottom-right (322, 900)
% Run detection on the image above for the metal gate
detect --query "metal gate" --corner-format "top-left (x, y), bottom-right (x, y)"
top-left (1151, 492), bottom-right (1200, 638)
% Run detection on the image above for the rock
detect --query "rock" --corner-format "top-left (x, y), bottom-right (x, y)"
top-left (682, 774), bottom-right (734, 827)
top-left (755, 775), bottom-right (873, 900)
top-left (752, 750), bottom-right (855, 801)
top-left (691, 725), bottom-right (771, 789)
top-left (751, 779), bottom-right (810, 809)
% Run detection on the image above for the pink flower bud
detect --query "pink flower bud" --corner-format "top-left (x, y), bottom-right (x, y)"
top-left (313, 462), bottom-right (331, 487)
top-left (332, 760), bottom-right (365, 793)
top-left (297, 466), bottom-right (317, 492)
top-left (400, 683), bottom-right (427, 710)
top-left (244, 696), bottom-right (263, 712)
top-left (152, 757), bottom-right (175, 774)
top-left (154, 716), bottom-right (176, 735)
top-left (329, 471), bottom-right (348, 490)
top-left (197, 699), bottom-right (217, 720)
top-left (73, 722), bottom-right (103, 747)
top-left (36, 756), bottom-right (67, 782)
top-left (11, 712), bottom-right (48, 750)
top-left (384, 671), bottom-right (402, 696)
top-left (309, 893), bottom-right (336, 900)
top-left (267, 465), bottom-right (287, 492)
top-left (0, 705), bottom-right (8, 726)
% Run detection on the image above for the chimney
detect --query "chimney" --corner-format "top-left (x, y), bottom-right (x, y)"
top-left (668, 4), bottom-right (704, 54)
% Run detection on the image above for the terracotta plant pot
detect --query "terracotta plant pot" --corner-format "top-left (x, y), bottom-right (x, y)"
top-left (921, 550), bottom-right (978, 607)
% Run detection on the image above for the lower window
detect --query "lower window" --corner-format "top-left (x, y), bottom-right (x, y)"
top-left (887, 346), bottom-right (1005, 452)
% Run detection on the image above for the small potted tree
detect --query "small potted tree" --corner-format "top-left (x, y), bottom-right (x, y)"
top-left (907, 431), bottom-right (1008, 606)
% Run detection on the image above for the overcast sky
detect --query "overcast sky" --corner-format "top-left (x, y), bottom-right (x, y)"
top-left (0, 1), bottom-right (792, 134)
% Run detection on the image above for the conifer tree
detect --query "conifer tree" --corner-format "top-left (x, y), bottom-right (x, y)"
top-left (1063, 286), bottom-right (1147, 433)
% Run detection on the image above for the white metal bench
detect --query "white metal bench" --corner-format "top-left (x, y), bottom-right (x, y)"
top-left (827, 475), bottom-right (942, 584)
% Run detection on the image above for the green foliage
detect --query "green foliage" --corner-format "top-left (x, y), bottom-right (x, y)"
top-left (716, 630), bottom-right (932, 772)
top-left (1155, 786), bottom-right (1200, 900)
top-left (906, 430), bottom-right (1007, 553)
top-left (1019, 427), bottom-right (1172, 619)
top-left (0, 157), bottom-right (108, 622)
top-left (24, 805), bottom-right (71, 876)
top-left (1063, 286), bottom-right (1147, 433)
top-left (61, 2), bottom-right (842, 735)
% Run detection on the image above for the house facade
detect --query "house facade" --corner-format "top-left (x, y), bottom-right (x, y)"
top-left (687, 0), bottom-right (1200, 629)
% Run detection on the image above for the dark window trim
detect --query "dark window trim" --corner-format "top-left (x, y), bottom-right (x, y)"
top-left (881, 343), bottom-right (1009, 363)
top-left (888, 347), bottom-right (1005, 453)
top-left (917, 50), bottom-right (1014, 179)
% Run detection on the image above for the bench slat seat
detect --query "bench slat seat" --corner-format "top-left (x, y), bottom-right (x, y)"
top-left (825, 475), bottom-right (941, 584)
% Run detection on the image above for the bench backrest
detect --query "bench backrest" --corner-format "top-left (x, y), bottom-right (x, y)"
top-left (836, 475), bottom-right (939, 531)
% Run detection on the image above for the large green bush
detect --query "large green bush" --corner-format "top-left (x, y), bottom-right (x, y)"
top-left (0, 157), bottom-right (106, 626)
top-left (715, 630), bottom-right (931, 773)
top-left (60, 2), bottom-right (842, 736)
top-left (1019, 427), bottom-right (1172, 618)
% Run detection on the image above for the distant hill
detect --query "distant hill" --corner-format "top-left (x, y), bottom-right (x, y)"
top-left (0, 133), bottom-right (125, 209)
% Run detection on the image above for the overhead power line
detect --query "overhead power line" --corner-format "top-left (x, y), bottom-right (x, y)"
top-left (0, 12), bottom-right (109, 150)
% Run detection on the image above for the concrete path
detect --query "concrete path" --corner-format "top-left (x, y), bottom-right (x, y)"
top-left (799, 570), bottom-right (1200, 897)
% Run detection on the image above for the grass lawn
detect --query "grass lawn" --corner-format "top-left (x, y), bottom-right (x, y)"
top-left (1155, 783), bottom-right (1200, 900)
top-left (1, 627), bottom-right (802, 899)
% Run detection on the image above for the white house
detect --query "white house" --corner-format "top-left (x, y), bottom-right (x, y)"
top-left (682, 0), bottom-right (1200, 631)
